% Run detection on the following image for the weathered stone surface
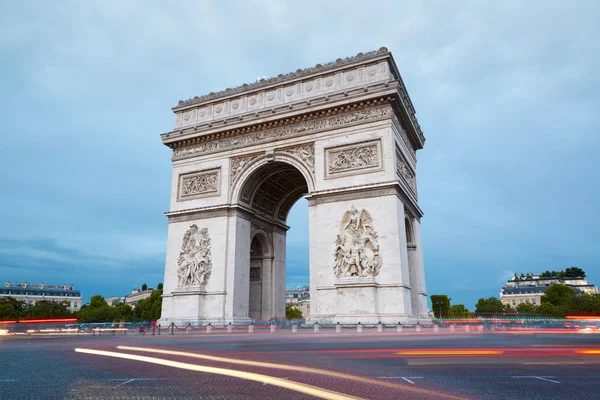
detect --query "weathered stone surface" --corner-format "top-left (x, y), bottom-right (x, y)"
top-left (160, 49), bottom-right (428, 325)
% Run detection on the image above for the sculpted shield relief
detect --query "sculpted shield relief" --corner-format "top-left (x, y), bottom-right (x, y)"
top-left (177, 225), bottom-right (212, 287)
top-left (333, 206), bottom-right (381, 278)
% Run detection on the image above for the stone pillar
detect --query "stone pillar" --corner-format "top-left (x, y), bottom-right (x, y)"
top-left (307, 195), bottom-right (415, 324)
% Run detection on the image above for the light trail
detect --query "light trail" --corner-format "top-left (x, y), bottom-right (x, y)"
top-left (397, 350), bottom-right (504, 356)
top-left (75, 348), bottom-right (359, 400)
top-left (116, 345), bottom-right (468, 399)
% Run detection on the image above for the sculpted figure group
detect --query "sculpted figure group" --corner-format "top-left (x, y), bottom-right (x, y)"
top-left (177, 225), bottom-right (212, 287)
top-left (334, 206), bottom-right (381, 278)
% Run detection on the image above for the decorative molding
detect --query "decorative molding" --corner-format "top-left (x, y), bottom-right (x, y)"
top-left (230, 153), bottom-right (262, 186)
top-left (177, 225), bottom-right (212, 287)
top-left (325, 139), bottom-right (382, 177)
top-left (334, 206), bottom-right (381, 278)
top-left (278, 143), bottom-right (315, 173)
top-left (396, 148), bottom-right (417, 196)
top-left (177, 168), bottom-right (220, 201)
top-left (250, 267), bottom-right (261, 281)
top-left (392, 114), bottom-right (416, 158)
top-left (172, 104), bottom-right (393, 160)
top-left (174, 47), bottom-right (390, 109)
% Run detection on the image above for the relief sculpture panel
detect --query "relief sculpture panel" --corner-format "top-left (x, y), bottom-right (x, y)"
top-left (177, 225), bottom-right (212, 287)
top-left (230, 153), bottom-right (262, 186)
top-left (178, 169), bottom-right (220, 201)
top-left (279, 143), bottom-right (315, 173)
top-left (325, 140), bottom-right (382, 177)
top-left (333, 206), bottom-right (381, 278)
top-left (396, 148), bottom-right (417, 196)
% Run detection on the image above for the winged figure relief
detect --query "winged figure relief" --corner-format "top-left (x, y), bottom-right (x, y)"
top-left (334, 206), bottom-right (381, 278)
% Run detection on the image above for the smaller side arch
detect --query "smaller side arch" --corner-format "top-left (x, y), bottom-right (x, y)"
top-left (250, 228), bottom-right (273, 259)
top-left (404, 215), bottom-right (414, 246)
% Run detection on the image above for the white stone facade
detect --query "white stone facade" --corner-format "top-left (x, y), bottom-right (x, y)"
top-left (1, 281), bottom-right (82, 312)
top-left (159, 48), bottom-right (428, 325)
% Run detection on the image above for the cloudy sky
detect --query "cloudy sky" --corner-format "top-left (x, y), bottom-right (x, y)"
top-left (1, 1), bottom-right (598, 310)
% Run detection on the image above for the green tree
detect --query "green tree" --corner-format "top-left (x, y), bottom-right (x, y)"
top-left (285, 304), bottom-right (303, 320)
top-left (448, 304), bottom-right (472, 318)
top-left (141, 283), bottom-right (148, 291)
top-left (135, 289), bottom-right (163, 321)
top-left (564, 267), bottom-right (585, 278)
top-left (537, 302), bottom-right (559, 317)
top-left (475, 296), bottom-right (507, 313)
top-left (430, 294), bottom-right (451, 318)
top-left (112, 303), bottom-right (134, 321)
top-left (77, 295), bottom-right (114, 323)
top-left (541, 284), bottom-right (576, 307)
top-left (26, 300), bottom-right (73, 318)
top-left (516, 302), bottom-right (537, 314)
top-left (157, 283), bottom-right (163, 290)
top-left (0, 297), bottom-right (27, 320)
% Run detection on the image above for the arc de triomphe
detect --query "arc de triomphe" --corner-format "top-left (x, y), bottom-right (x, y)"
top-left (159, 47), bottom-right (427, 325)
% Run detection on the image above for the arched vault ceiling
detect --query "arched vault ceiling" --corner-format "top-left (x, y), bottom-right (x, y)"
top-left (240, 162), bottom-right (308, 222)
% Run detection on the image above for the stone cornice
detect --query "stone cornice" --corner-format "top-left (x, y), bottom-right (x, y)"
top-left (162, 83), bottom-right (398, 145)
top-left (167, 97), bottom-right (397, 161)
top-left (165, 48), bottom-right (425, 148)
top-left (173, 47), bottom-right (391, 110)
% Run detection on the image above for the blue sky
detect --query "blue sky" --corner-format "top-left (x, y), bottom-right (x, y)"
top-left (1, 1), bottom-right (598, 310)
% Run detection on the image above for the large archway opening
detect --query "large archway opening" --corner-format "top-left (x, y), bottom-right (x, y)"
top-left (238, 161), bottom-right (310, 321)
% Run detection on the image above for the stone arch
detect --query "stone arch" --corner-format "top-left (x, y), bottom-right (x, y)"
top-left (232, 155), bottom-right (313, 223)
top-left (250, 228), bottom-right (273, 259)
top-left (229, 153), bottom-right (315, 210)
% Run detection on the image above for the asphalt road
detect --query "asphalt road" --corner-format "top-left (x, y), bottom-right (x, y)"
top-left (1, 331), bottom-right (600, 399)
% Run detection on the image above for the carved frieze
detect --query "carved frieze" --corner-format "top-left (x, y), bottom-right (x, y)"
top-left (325, 140), bottom-right (382, 177)
top-left (178, 169), bottom-right (220, 201)
top-left (230, 153), bottom-right (262, 186)
top-left (279, 143), bottom-right (315, 173)
top-left (172, 104), bottom-right (393, 160)
top-left (177, 225), bottom-right (212, 287)
top-left (334, 206), bottom-right (381, 278)
top-left (396, 149), bottom-right (417, 196)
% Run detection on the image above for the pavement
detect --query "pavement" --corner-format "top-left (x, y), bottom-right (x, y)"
top-left (1, 330), bottom-right (600, 399)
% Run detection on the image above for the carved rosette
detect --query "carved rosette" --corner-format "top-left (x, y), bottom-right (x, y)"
top-left (333, 206), bottom-right (381, 278)
top-left (230, 153), bottom-right (261, 186)
top-left (173, 105), bottom-right (393, 159)
top-left (178, 169), bottom-right (220, 201)
top-left (396, 149), bottom-right (417, 196)
top-left (280, 143), bottom-right (315, 173)
top-left (177, 225), bottom-right (212, 287)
